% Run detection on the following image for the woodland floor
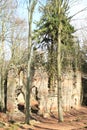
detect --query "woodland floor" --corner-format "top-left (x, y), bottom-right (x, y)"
top-left (0, 106), bottom-right (87, 130)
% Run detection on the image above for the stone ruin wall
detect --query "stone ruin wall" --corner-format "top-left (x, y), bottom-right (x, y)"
top-left (61, 71), bottom-right (82, 111)
top-left (32, 69), bottom-right (82, 114)
top-left (7, 68), bottom-right (82, 115)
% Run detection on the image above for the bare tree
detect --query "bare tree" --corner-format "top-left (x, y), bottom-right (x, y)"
top-left (25, 0), bottom-right (37, 124)
top-left (0, 0), bottom-right (25, 111)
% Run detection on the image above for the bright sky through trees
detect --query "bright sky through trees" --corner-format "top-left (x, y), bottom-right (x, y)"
top-left (17, 0), bottom-right (87, 33)
top-left (70, 1), bottom-right (87, 30)
top-left (4, 0), bottom-right (87, 60)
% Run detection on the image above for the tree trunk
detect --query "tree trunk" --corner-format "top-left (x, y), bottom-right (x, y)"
top-left (57, 0), bottom-right (63, 122)
top-left (25, 0), bottom-right (37, 124)
top-left (25, 7), bottom-right (32, 124)
top-left (0, 22), bottom-right (5, 111)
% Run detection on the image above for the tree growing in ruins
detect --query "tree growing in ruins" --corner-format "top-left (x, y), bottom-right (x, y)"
top-left (0, 0), bottom-right (18, 111)
top-left (34, 0), bottom-right (80, 122)
top-left (0, 0), bottom-right (27, 112)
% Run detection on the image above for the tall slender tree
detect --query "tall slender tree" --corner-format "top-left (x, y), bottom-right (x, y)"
top-left (56, 0), bottom-right (63, 122)
top-left (25, 0), bottom-right (37, 124)
top-left (34, 0), bottom-right (76, 121)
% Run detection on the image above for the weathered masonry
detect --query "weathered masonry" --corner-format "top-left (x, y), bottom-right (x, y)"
top-left (32, 69), bottom-right (82, 114)
top-left (7, 68), bottom-right (82, 116)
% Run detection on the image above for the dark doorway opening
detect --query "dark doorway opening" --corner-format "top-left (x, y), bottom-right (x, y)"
top-left (82, 78), bottom-right (87, 106)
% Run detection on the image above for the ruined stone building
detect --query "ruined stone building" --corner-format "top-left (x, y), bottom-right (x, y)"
top-left (7, 67), bottom-right (82, 117)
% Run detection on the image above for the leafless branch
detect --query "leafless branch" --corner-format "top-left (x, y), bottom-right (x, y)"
top-left (70, 7), bottom-right (87, 19)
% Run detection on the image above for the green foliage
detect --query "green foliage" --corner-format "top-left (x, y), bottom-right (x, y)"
top-left (34, 0), bottom-right (77, 73)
